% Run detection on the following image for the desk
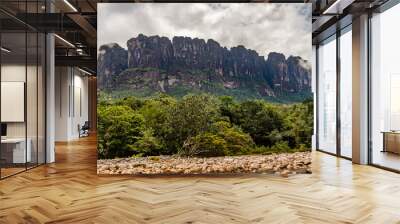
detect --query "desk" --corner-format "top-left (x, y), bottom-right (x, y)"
top-left (382, 131), bottom-right (400, 154)
top-left (1, 138), bottom-right (31, 163)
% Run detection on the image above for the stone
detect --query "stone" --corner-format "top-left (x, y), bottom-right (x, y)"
top-left (97, 152), bottom-right (312, 177)
top-left (281, 170), bottom-right (290, 178)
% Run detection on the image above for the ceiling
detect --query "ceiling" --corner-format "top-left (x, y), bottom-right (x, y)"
top-left (311, 0), bottom-right (390, 44)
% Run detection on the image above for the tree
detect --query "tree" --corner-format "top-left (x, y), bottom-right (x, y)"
top-left (283, 98), bottom-right (313, 148)
top-left (97, 92), bottom-right (313, 159)
top-left (97, 105), bottom-right (145, 159)
top-left (218, 95), bottom-right (237, 122)
top-left (139, 95), bottom-right (177, 154)
top-left (132, 129), bottom-right (163, 156)
top-left (231, 100), bottom-right (285, 146)
top-left (180, 132), bottom-right (227, 157)
top-left (166, 94), bottom-right (220, 150)
top-left (211, 121), bottom-right (254, 155)
top-left (115, 96), bottom-right (144, 110)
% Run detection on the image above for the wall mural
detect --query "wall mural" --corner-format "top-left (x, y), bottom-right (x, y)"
top-left (97, 3), bottom-right (313, 177)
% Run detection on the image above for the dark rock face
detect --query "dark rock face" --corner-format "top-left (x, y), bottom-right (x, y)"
top-left (172, 36), bottom-right (208, 70)
top-left (287, 56), bottom-right (312, 92)
top-left (265, 52), bottom-right (292, 93)
top-left (98, 34), bottom-right (311, 100)
top-left (97, 43), bottom-right (128, 89)
top-left (127, 34), bottom-right (173, 69)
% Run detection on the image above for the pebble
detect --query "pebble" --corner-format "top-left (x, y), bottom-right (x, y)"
top-left (97, 152), bottom-right (312, 178)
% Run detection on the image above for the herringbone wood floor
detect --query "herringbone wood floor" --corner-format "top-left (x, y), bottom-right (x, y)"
top-left (1, 136), bottom-right (400, 224)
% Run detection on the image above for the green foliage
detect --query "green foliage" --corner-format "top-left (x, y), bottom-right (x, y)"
top-left (165, 94), bottom-right (220, 151)
top-left (97, 94), bottom-right (313, 159)
top-left (100, 66), bottom-right (312, 103)
top-left (247, 142), bottom-right (306, 155)
top-left (97, 105), bottom-right (145, 159)
top-left (167, 85), bottom-right (202, 98)
top-left (219, 96), bottom-right (237, 121)
top-left (210, 121), bottom-right (254, 155)
top-left (282, 98), bottom-right (314, 148)
top-left (230, 100), bottom-right (284, 147)
top-left (115, 96), bottom-right (144, 110)
top-left (180, 132), bottom-right (227, 157)
top-left (132, 130), bottom-right (163, 156)
top-left (140, 95), bottom-right (177, 154)
top-left (120, 67), bottom-right (165, 75)
top-left (268, 141), bottom-right (291, 152)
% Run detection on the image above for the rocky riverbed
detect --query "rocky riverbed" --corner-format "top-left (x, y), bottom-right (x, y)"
top-left (97, 152), bottom-right (312, 177)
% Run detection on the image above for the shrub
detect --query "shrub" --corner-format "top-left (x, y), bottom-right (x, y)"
top-left (115, 96), bottom-right (144, 110)
top-left (140, 96), bottom-right (176, 154)
top-left (97, 105), bottom-right (145, 159)
top-left (231, 100), bottom-right (284, 146)
top-left (269, 141), bottom-right (291, 153)
top-left (283, 99), bottom-right (313, 149)
top-left (248, 142), bottom-right (293, 155)
top-left (211, 121), bottom-right (254, 155)
top-left (219, 95), bottom-right (237, 121)
top-left (180, 133), bottom-right (226, 157)
top-left (132, 130), bottom-right (163, 156)
top-left (97, 93), bottom-right (313, 159)
top-left (167, 94), bottom-right (220, 150)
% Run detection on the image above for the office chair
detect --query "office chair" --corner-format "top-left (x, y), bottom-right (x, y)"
top-left (79, 121), bottom-right (90, 138)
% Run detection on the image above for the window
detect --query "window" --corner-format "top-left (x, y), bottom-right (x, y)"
top-left (370, 3), bottom-right (400, 171)
top-left (0, 2), bottom-right (46, 179)
top-left (317, 35), bottom-right (337, 154)
top-left (339, 27), bottom-right (352, 158)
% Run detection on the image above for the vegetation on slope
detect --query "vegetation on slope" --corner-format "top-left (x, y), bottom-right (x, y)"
top-left (98, 94), bottom-right (313, 159)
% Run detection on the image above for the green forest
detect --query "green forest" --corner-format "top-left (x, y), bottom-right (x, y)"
top-left (98, 94), bottom-right (313, 159)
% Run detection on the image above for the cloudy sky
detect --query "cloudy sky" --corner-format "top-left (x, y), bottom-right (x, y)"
top-left (98, 3), bottom-right (311, 61)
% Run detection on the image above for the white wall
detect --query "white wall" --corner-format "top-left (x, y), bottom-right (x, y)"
top-left (1, 63), bottom-right (46, 164)
top-left (1, 65), bottom-right (41, 137)
top-left (72, 73), bottom-right (89, 138)
top-left (55, 66), bottom-right (70, 141)
top-left (1, 64), bottom-right (26, 81)
top-left (1, 65), bottom-right (26, 139)
top-left (55, 67), bottom-right (89, 141)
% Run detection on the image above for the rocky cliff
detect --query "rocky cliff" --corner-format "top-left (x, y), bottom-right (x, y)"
top-left (98, 34), bottom-right (311, 102)
top-left (98, 43), bottom-right (128, 89)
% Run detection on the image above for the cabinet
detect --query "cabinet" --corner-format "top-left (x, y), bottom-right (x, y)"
top-left (382, 132), bottom-right (400, 154)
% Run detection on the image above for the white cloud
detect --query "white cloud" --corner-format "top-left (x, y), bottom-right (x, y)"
top-left (98, 3), bottom-right (311, 61)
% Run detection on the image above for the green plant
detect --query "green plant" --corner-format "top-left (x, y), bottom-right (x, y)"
top-left (97, 105), bottom-right (145, 159)
top-left (180, 132), bottom-right (226, 157)
top-left (283, 98), bottom-right (313, 148)
top-left (132, 130), bottom-right (163, 156)
top-left (230, 100), bottom-right (285, 147)
top-left (115, 96), bottom-right (144, 110)
top-left (166, 94), bottom-right (220, 150)
top-left (97, 93), bottom-right (312, 159)
top-left (149, 156), bottom-right (160, 161)
top-left (211, 121), bottom-right (254, 155)
top-left (269, 141), bottom-right (291, 153)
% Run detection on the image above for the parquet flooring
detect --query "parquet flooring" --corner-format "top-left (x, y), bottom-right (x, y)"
top-left (1, 135), bottom-right (400, 223)
top-left (0, 167), bottom-right (26, 177)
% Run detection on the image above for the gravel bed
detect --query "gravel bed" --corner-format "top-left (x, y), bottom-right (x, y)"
top-left (97, 152), bottom-right (312, 177)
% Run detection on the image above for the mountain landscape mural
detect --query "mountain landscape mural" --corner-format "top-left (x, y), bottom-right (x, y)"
top-left (98, 34), bottom-right (311, 102)
top-left (97, 3), bottom-right (312, 176)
